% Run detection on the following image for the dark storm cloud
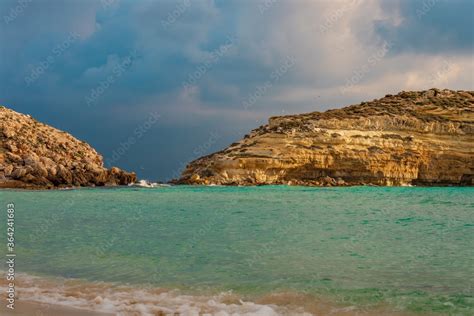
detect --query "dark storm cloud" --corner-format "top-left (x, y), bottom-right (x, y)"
top-left (1, 0), bottom-right (472, 180)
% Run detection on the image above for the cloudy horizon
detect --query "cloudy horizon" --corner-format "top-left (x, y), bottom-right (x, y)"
top-left (1, 0), bottom-right (473, 181)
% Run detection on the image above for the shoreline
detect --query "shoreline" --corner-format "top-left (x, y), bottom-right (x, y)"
top-left (1, 301), bottom-right (113, 316)
top-left (0, 297), bottom-right (423, 316)
top-left (1, 181), bottom-right (473, 190)
top-left (0, 273), bottom-right (426, 316)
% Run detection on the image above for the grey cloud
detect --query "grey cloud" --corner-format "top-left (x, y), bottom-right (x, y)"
top-left (1, 0), bottom-right (473, 181)
top-left (376, 0), bottom-right (473, 54)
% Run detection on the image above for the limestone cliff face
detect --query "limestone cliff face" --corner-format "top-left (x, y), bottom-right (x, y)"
top-left (0, 107), bottom-right (136, 189)
top-left (178, 89), bottom-right (474, 186)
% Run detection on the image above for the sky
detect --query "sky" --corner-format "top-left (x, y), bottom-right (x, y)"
top-left (1, 0), bottom-right (473, 181)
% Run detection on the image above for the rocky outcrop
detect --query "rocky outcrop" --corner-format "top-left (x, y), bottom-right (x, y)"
top-left (0, 106), bottom-right (136, 189)
top-left (177, 89), bottom-right (474, 186)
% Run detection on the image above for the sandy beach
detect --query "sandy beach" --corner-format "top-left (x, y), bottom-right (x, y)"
top-left (1, 300), bottom-right (112, 316)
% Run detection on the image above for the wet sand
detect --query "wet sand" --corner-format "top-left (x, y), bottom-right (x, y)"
top-left (0, 300), bottom-right (112, 316)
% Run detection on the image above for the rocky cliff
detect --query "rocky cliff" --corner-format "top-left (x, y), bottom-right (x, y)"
top-left (0, 107), bottom-right (136, 189)
top-left (178, 89), bottom-right (474, 186)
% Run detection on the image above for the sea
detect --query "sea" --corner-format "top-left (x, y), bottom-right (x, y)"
top-left (0, 186), bottom-right (473, 315)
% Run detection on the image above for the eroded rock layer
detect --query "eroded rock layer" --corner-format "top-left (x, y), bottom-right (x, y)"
top-left (178, 89), bottom-right (474, 186)
top-left (0, 107), bottom-right (136, 189)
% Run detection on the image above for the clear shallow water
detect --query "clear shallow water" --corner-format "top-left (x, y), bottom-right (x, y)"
top-left (1, 186), bottom-right (473, 314)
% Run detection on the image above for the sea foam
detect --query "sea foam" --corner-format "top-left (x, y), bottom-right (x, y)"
top-left (1, 273), bottom-right (311, 316)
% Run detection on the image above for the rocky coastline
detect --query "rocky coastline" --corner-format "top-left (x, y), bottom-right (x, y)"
top-left (177, 89), bottom-right (474, 187)
top-left (0, 106), bottom-right (136, 189)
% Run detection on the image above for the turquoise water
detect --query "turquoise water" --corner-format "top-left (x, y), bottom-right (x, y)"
top-left (1, 186), bottom-right (473, 314)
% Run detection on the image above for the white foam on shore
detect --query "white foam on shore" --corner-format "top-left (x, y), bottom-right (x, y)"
top-left (129, 180), bottom-right (171, 188)
top-left (2, 273), bottom-right (312, 316)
